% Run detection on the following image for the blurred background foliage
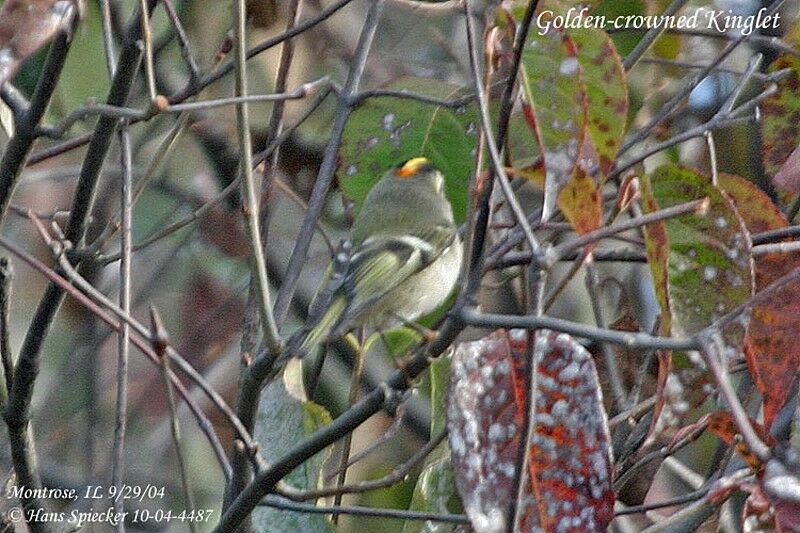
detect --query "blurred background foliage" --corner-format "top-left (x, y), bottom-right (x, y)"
top-left (0, 0), bottom-right (796, 531)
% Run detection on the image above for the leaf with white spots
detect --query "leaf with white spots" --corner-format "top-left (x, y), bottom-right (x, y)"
top-left (339, 77), bottom-right (475, 222)
top-left (515, 330), bottom-right (615, 532)
top-left (447, 329), bottom-right (614, 533)
top-left (520, 11), bottom-right (589, 221)
top-left (641, 165), bottom-right (754, 337)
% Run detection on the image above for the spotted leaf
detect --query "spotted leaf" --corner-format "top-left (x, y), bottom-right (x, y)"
top-left (448, 329), bottom-right (614, 533)
top-left (570, 26), bottom-right (628, 176)
top-left (557, 164), bottom-right (602, 237)
top-left (641, 165), bottom-right (754, 337)
top-left (718, 172), bottom-right (800, 430)
top-left (339, 77), bottom-right (475, 222)
top-left (520, 14), bottom-right (589, 221)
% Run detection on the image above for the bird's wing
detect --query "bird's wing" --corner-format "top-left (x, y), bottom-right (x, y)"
top-left (336, 224), bottom-right (458, 331)
top-left (291, 224), bottom-right (457, 354)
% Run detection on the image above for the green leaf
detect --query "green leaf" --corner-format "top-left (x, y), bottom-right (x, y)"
top-left (593, 0), bottom-right (645, 57)
top-left (339, 78), bottom-right (476, 222)
top-left (570, 26), bottom-right (628, 176)
top-left (520, 22), bottom-right (588, 220)
top-left (641, 165), bottom-right (754, 336)
top-left (252, 365), bottom-right (333, 533)
top-left (366, 327), bottom-right (422, 360)
top-left (404, 354), bottom-right (462, 533)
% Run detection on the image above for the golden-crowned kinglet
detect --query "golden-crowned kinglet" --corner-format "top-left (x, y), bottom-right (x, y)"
top-left (288, 157), bottom-right (463, 357)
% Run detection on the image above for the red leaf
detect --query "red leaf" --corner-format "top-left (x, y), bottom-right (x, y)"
top-left (448, 330), bottom-right (614, 532)
top-left (719, 173), bottom-right (800, 430)
top-left (707, 411), bottom-right (774, 470)
top-left (448, 329), bottom-right (529, 532)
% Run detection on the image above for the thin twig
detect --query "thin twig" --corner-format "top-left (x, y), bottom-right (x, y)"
top-left (279, 430), bottom-right (446, 500)
top-left (752, 240), bottom-right (800, 255)
top-left (638, 57), bottom-right (785, 82)
top-left (0, 230), bottom-right (237, 478)
top-left (622, 0), bottom-right (691, 71)
top-left (352, 89), bottom-right (475, 108)
top-left (586, 261), bottom-right (628, 412)
top-left (259, 496), bottom-right (469, 523)
top-left (0, 257), bottom-right (11, 408)
top-left (111, 123), bottom-right (133, 532)
top-left (150, 308), bottom-right (198, 533)
top-left (543, 198), bottom-right (708, 267)
top-left (139, 0), bottom-right (158, 101)
top-left (38, 78), bottom-right (329, 139)
top-left (331, 337), bottom-right (367, 523)
top-left (460, 307), bottom-right (700, 350)
top-left (233, 0), bottom-right (282, 356)
top-left (609, 395), bottom-right (658, 429)
top-left (99, 0), bottom-right (117, 77)
top-left (616, 488), bottom-right (709, 516)
top-left (1, 83), bottom-right (29, 121)
top-left (651, 27), bottom-right (800, 57)
top-left (543, 249), bottom-right (588, 311)
top-left (615, 420), bottom-right (708, 491)
top-left (389, 0), bottom-right (464, 13)
top-left (163, 0), bottom-right (201, 85)
top-left (698, 334), bottom-right (770, 461)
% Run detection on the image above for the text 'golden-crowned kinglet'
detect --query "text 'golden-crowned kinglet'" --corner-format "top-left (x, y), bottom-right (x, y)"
top-left (287, 157), bottom-right (463, 358)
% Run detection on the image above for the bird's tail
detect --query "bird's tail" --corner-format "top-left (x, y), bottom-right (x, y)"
top-left (284, 296), bottom-right (348, 360)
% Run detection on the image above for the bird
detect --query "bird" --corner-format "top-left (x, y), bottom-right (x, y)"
top-left (286, 156), bottom-right (463, 360)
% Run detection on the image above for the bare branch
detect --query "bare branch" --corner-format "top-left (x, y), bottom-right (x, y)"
top-left (150, 308), bottom-right (198, 533)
